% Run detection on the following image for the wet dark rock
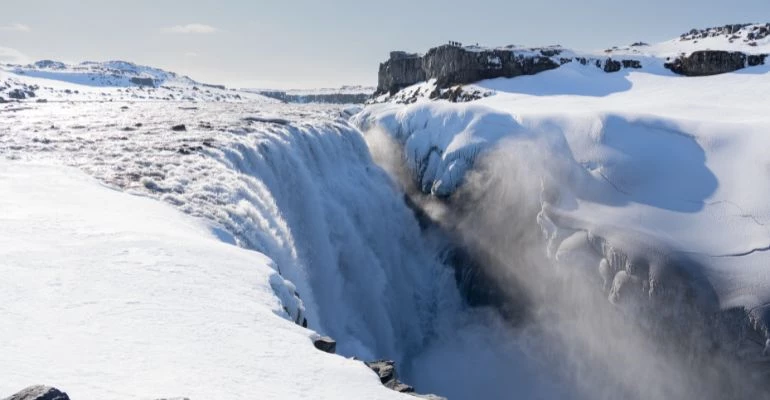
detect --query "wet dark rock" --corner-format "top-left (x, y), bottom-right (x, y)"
top-left (171, 124), bottom-right (187, 132)
top-left (313, 336), bottom-right (337, 353)
top-left (2, 385), bottom-right (70, 400)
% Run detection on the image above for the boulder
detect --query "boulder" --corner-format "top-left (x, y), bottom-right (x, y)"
top-left (313, 336), bottom-right (337, 354)
top-left (3, 385), bottom-right (69, 400)
top-left (171, 124), bottom-right (187, 132)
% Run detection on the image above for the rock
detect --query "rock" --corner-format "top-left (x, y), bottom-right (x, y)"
top-left (363, 359), bottom-right (446, 398)
top-left (365, 360), bottom-right (414, 392)
top-left (3, 385), bottom-right (70, 400)
top-left (748, 54), bottom-right (768, 67)
top-left (0, 96), bottom-right (6, 103)
top-left (130, 77), bottom-right (157, 87)
top-left (313, 336), bottom-right (337, 353)
top-left (603, 59), bottom-right (622, 73)
top-left (365, 360), bottom-right (397, 384)
top-left (664, 50), bottom-right (767, 76)
top-left (377, 52), bottom-right (426, 95)
top-left (7, 89), bottom-right (26, 100)
top-left (171, 124), bottom-right (187, 132)
top-left (377, 44), bottom-right (647, 96)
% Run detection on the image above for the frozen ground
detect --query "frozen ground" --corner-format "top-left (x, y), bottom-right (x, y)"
top-left (0, 161), bottom-right (407, 400)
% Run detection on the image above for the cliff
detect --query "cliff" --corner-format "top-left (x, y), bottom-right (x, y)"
top-left (375, 44), bottom-right (641, 95)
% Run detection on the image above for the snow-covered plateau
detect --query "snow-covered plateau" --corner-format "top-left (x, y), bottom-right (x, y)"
top-left (3, 23), bottom-right (770, 400)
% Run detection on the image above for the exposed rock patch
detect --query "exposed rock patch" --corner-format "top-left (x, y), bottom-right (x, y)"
top-left (313, 336), bottom-right (337, 353)
top-left (665, 50), bottom-right (767, 76)
top-left (2, 386), bottom-right (69, 400)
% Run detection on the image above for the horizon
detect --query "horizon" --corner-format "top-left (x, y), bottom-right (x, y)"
top-left (2, 0), bottom-right (769, 89)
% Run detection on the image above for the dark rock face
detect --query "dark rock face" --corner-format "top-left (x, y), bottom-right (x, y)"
top-left (171, 124), bottom-right (187, 132)
top-left (129, 77), bottom-right (157, 87)
top-left (3, 386), bottom-right (70, 400)
top-left (313, 336), bottom-right (337, 353)
top-left (422, 45), bottom-right (560, 89)
top-left (376, 45), bottom-right (646, 95)
top-left (376, 46), bottom-right (559, 95)
top-left (664, 50), bottom-right (767, 76)
top-left (748, 54), bottom-right (769, 67)
top-left (378, 52), bottom-right (426, 95)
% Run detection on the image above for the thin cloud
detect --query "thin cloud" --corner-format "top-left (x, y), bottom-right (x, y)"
top-left (0, 46), bottom-right (30, 64)
top-left (0, 23), bottom-right (31, 32)
top-left (163, 24), bottom-right (217, 34)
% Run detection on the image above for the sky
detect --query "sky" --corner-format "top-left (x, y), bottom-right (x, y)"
top-left (1, 0), bottom-right (769, 89)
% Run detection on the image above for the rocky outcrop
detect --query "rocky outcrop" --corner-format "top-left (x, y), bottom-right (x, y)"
top-left (365, 360), bottom-right (416, 394)
top-left (422, 45), bottom-right (560, 89)
top-left (378, 52), bottom-right (427, 95)
top-left (3, 386), bottom-right (70, 400)
top-left (129, 77), bottom-right (157, 87)
top-left (664, 51), bottom-right (768, 76)
top-left (7, 89), bottom-right (28, 100)
top-left (376, 45), bottom-right (645, 95)
top-left (313, 336), bottom-right (337, 353)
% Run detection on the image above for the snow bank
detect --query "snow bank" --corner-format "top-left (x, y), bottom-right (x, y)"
top-left (0, 161), bottom-right (406, 400)
top-left (356, 63), bottom-right (770, 398)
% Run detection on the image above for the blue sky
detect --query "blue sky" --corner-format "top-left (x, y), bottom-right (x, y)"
top-left (1, 0), bottom-right (768, 88)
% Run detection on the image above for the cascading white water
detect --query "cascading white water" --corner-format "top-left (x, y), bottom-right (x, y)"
top-left (356, 103), bottom-right (770, 400)
top-left (8, 101), bottom-right (767, 399)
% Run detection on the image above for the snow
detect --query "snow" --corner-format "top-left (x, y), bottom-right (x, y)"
top-left (0, 161), bottom-right (407, 400)
top-left (355, 62), bottom-right (770, 314)
top-left (355, 42), bottom-right (770, 398)
top-left (0, 97), bottom-right (565, 400)
top-left (3, 23), bottom-right (770, 399)
top-left (604, 23), bottom-right (770, 58)
top-left (0, 60), bottom-right (273, 103)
